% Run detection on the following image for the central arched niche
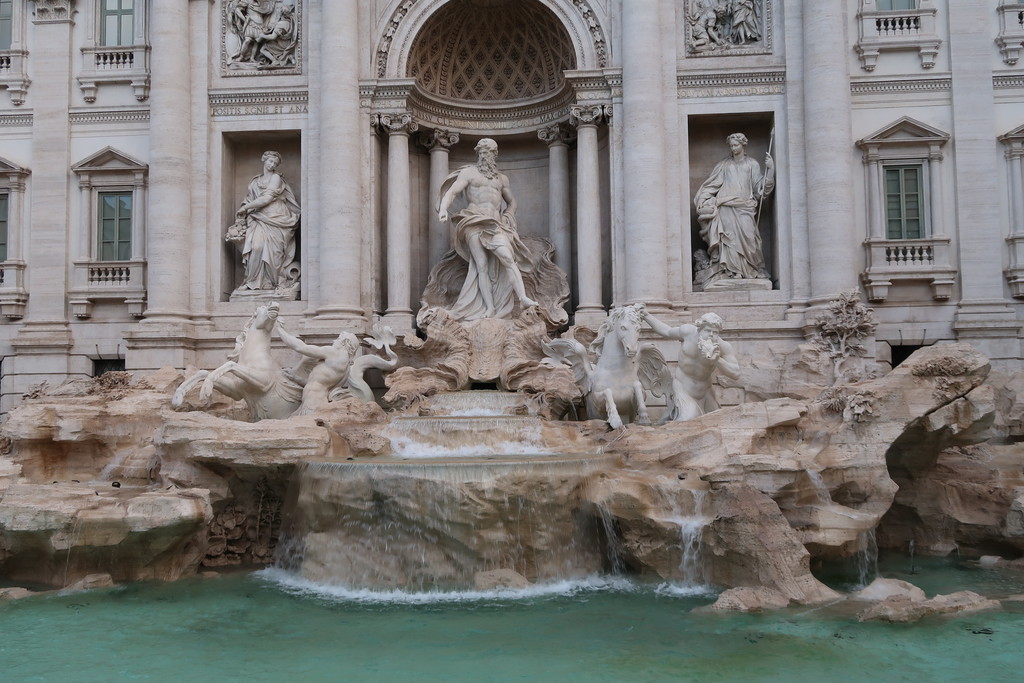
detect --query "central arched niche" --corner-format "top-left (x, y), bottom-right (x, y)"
top-left (407, 0), bottom-right (576, 102)
top-left (386, 0), bottom-right (611, 317)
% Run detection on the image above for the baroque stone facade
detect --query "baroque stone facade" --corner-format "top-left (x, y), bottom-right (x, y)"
top-left (0, 0), bottom-right (1021, 412)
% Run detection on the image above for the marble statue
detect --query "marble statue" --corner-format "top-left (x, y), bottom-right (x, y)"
top-left (694, 133), bottom-right (774, 287)
top-left (172, 302), bottom-right (303, 420)
top-left (226, 150), bottom-right (301, 299)
top-left (543, 305), bottom-right (667, 429)
top-left (437, 138), bottom-right (541, 321)
top-left (640, 307), bottom-right (740, 422)
top-left (277, 323), bottom-right (398, 414)
top-left (173, 305), bottom-right (398, 419)
top-left (226, 0), bottom-right (298, 69)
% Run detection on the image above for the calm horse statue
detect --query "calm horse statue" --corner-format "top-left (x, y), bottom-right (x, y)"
top-left (172, 302), bottom-right (303, 420)
top-left (543, 304), bottom-right (666, 429)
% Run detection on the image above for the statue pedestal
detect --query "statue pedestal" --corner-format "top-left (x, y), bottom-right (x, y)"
top-left (229, 284), bottom-right (300, 302)
top-left (703, 278), bottom-right (772, 292)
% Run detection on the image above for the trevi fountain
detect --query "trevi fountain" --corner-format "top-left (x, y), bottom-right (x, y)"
top-left (1, 1), bottom-right (1024, 681)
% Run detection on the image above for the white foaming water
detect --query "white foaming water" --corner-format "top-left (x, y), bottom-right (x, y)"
top-left (806, 470), bottom-right (833, 506)
top-left (257, 568), bottom-right (643, 605)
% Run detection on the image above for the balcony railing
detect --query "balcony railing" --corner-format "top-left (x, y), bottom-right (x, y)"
top-left (69, 259), bottom-right (146, 318)
top-left (0, 49), bottom-right (29, 105)
top-left (856, 6), bottom-right (941, 71)
top-left (78, 45), bottom-right (150, 102)
top-left (0, 261), bottom-right (28, 318)
top-left (997, 4), bottom-right (1024, 66)
top-left (862, 236), bottom-right (956, 302)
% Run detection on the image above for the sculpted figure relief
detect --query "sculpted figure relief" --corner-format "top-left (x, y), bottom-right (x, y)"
top-left (226, 150), bottom-right (301, 299)
top-left (694, 133), bottom-right (774, 285)
top-left (226, 0), bottom-right (298, 69)
top-left (688, 0), bottom-right (764, 53)
top-left (437, 138), bottom-right (541, 321)
top-left (641, 308), bottom-right (741, 422)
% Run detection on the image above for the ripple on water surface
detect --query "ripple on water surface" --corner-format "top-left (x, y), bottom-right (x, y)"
top-left (1, 560), bottom-right (1023, 682)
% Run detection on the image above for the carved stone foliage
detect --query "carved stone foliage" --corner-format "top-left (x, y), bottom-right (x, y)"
top-left (223, 0), bottom-right (301, 74)
top-left (33, 0), bottom-right (73, 23)
top-left (809, 290), bottom-right (879, 386)
top-left (685, 0), bottom-right (772, 56)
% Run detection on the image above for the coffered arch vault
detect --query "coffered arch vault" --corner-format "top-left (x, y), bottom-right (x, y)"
top-left (375, 0), bottom-right (609, 82)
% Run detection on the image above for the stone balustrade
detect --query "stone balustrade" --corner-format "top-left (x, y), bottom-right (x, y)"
top-left (69, 259), bottom-right (147, 319)
top-left (856, 4), bottom-right (940, 71)
top-left (78, 44), bottom-right (150, 102)
top-left (862, 236), bottom-right (956, 302)
top-left (997, 3), bottom-right (1024, 65)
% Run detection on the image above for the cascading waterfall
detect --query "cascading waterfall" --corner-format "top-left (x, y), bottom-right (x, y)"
top-left (854, 527), bottom-right (879, 588)
top-left (273, 391), bottom-right (618, 591)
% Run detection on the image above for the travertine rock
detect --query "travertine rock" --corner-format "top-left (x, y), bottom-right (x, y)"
top-left (474, 568), bottom-right (531, 590)
top-left (709, 586), bottom-right (790, 612)
top-left (858, 590), bottom-right (1001, 623)
top-left (0, 485), bottom-right (212, 587)
top-left (854, 578), bottom-right (926, 602)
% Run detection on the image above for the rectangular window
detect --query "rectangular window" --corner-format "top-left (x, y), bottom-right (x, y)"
top-left (876, 0), bottom-right (917, 10)
top-left (885, 165), bottom-right (924, 240)
top-left (0, 0), bottom-right (13, 51)
top-left (98, 191), bottom-right (132, 261)
top-left (0, 192), bottom-right (8, 262)
top-left (100, 0), bottom-right (133, 47)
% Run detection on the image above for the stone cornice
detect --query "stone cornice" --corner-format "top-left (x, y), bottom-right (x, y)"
top-left (850, 76), bottom-right (951, 95)
top-left (677, 68), bottom-right (785, 98)
top-left (0, 112), bottom-right (32, 127)
top-left (993, 74), bottom-right (1024, 90)
top-left (69, 108), bottom-right (150, 125)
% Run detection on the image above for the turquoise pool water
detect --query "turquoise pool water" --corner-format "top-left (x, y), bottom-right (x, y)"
top-left (2, 556), bottom-right (1022, 682)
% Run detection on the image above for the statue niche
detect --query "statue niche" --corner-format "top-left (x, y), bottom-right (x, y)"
top-left (226, 150), bottom-right (301, 301)
top-left (693, 131), bottom-right (775, 292)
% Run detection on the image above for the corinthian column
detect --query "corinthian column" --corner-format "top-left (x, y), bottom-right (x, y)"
top-left (537, 123), bottom-right (574, 295)
top-left (376, 113), bottom-right (418, 331)
top-left (569, 106), bottom-right (606, 326)
top-left (420, 129), bottom-right (460, 269)
top-left (316, 0), bottom-right (364, 321)
top-left (802, 0), bottom-right (857, 302)
top-left (143, 0), bottom-right (193, 322)
top-left (620, 0), bottom-right (669, 310)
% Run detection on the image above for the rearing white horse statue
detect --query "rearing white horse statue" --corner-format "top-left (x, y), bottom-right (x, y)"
top-left (543, 304), bottom-right (666, 429)
top-left (172, 302), bottom-right (304, 420)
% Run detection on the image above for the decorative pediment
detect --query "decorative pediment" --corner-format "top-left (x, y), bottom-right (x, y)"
top-left (857, 117), bottom-right (950, 149)
top-left (0, 155), bottom-right (30, 181)
top-left (72, 147), bottom-right (148, 174)
top-left (998, 123), bottom-right (1024, 145)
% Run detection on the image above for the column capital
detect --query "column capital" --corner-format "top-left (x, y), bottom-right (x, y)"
top-left (418, 128), bottom-right (460, 152)
top-left (537, 123), bottom-right (575, 147)
top-left (569, 104), bottom-right (607, 128)
top-left (373, 112), bottom-right (419, 136)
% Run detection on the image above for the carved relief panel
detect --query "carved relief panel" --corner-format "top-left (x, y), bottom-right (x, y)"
top-left (222, 0), bottom-right (301, 75)
top-left (684, 0), bottom-right (772, 57)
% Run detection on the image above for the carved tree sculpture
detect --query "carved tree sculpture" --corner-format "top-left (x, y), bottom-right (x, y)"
top-left (809, 290), bottom-right (879, 385)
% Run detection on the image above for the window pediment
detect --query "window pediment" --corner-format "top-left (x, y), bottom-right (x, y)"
top-left (72, 146), bottom-right (147, 175)
top-left (857, 117), bottom-right (949, 150)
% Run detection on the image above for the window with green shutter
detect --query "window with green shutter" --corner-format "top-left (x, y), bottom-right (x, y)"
top-left (98, 191), bottom-right (132, 261)
top-left (876, 0), bottom-right (917, 10)
top-left (0, 192), bottom-right (8, 262)
top-left (885, 165), bottom-right (924, 240)
top-left (101, 0), bottom-right (134, 47)
top-left (0, 0), bottom-right (13, 51)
